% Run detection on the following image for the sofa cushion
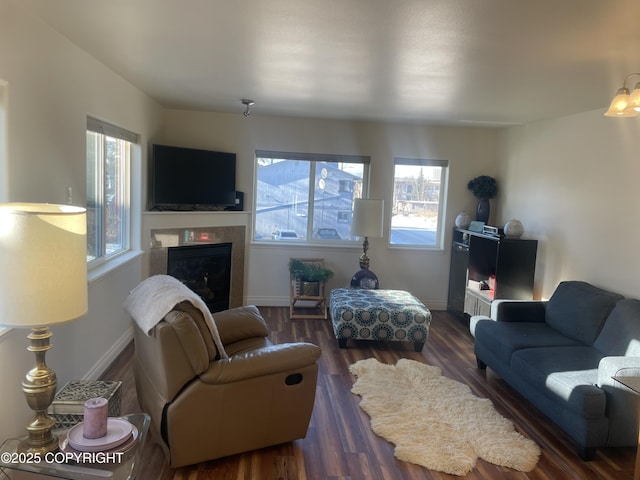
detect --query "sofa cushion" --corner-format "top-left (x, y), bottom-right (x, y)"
top-left (474, 319), bottom-right (580, 365)
top-left (545, 281), bottom-right (624, 346)
top-left (214, 305), bottom-right (269, 345)
top-left (593, 299), bottom-right (640, 356)
top-left (511, 346), bottom-right (606, 418)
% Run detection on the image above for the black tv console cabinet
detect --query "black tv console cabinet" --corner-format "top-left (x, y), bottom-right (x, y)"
top-left (447, 227), bottom-right (538, 317)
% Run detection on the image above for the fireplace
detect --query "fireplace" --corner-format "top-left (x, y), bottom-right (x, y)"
top-left (149, 225), bottom-right (245, 309)
top-left (167, 243), bottom-right (232, 313)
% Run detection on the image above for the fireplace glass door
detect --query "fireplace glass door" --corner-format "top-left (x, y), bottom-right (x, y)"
top-left (167, 243), bottom-right (232, 312)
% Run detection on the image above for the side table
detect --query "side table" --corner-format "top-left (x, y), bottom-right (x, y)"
top-left (613, 374), bottom-right (640, 480)
top-left (0, 413), bottom-right (150, 480)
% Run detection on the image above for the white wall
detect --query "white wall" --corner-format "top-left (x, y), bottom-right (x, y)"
top-left (0, 0), bottom-right (162, 437)
top-left (498, 110), bottom-right (640, 300)
top-left (159, 110), bottom-right (501, 308)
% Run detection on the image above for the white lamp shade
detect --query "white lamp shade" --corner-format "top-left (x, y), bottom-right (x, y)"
top-left (0, 203), bottom-right (88, 327)
top-left (352, 199), bottom-right (384, 238)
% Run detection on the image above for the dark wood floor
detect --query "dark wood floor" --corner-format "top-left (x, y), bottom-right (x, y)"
top-left (101, 308), bottom-right (636, 479)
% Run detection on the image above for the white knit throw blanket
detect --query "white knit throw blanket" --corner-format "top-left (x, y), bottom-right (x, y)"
top-left (123, 274), bottom-right (228, 359)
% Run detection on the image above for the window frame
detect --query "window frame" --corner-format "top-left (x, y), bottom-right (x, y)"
top-left (0, 79), bottom-right (7, 203)
top-left (0, 80), bottom-right (7, 337)
top-left (253, 150), bottom-right (370, 245)
top-left (86, 117), bottom-right (137, 268)
top-left (390, 157), bottom-right (449, 250)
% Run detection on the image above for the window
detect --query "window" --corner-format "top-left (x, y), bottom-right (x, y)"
top-left (390, 158), bottom-right (448, 248)
top-left (254, 151), bottom-right (369, 243)
top-left (86, 118), bottom-right (137, 263)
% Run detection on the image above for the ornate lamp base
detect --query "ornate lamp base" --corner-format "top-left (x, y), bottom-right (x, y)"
top-left (19, 327), bottom-right (59, 454)
top-left (350, 267), bottom-right (379, 289)
top-left (351, 236), bottom-right (380, 289)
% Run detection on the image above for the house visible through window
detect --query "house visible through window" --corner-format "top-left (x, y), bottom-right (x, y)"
top-left (254, 151), bottom-right (369, 243)
top-left (391, 157), bottom-right (448, 248)
top-left (86, 117), bottom-right (136, 263)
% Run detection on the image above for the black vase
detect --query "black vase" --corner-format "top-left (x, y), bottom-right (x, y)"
top-left (476, 198), bottom-right (490, 223)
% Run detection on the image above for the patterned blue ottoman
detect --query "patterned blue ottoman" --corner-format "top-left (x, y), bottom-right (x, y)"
top-left (329, 288), bottom-right (431, 351)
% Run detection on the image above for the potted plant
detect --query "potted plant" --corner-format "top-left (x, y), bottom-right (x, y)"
top-left (288, 259), bottom-right (334, 296)
top-left (467, 175), bottom-right (497, 223)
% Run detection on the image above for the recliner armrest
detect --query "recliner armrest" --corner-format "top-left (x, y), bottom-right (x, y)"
top-left (200, 342), bottom-right (321, 384)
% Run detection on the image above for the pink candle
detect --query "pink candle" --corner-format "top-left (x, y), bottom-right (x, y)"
top-left (83, 397), bottom-right (108, 439)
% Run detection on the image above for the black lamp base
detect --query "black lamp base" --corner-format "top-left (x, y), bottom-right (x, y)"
top-left (350, 267), bottom-right (379, 289)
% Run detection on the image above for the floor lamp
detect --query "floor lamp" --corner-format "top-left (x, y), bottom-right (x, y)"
top-left (350, 199), bottom-right (384, 289)
top-left (0, 203), bottom-right (87, 454)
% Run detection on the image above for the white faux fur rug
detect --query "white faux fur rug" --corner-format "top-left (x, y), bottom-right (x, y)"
top-left (350, 358), bottom-right (540, 476)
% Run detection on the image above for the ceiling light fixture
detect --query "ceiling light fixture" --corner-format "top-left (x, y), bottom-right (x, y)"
top-left (241, 99), bottom-right (254, 117)
top-left (604, 73), bottom-right (640, 117)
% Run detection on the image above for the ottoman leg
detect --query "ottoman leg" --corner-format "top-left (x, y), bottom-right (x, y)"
top-left (414, 342), bottom-right (425, 352)
top-left (338, 338), bottom-right (348, 349)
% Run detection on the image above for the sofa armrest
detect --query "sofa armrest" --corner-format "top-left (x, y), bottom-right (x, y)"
top-left (597, 356), bottom-right (640, 447)
top-left (491, 299), bottom-right (547, 323)
top-left (200, 342), bottom-right (321, 384)
top-left (469, 315), bottom-right (491, 338)
top-left (470, 300), bottom-right (547, 337)
top-left (214, 305), bottom-right (269, 345)
top-left (597, 356), bottom-right (640, 388)
top-left (469, 299), bottom-right (547, 338)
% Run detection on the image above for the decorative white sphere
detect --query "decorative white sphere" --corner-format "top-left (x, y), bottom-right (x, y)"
top-left (455, 211), bottom-right (471, 228)
top-left (504, 218), bottom-right (524, 238)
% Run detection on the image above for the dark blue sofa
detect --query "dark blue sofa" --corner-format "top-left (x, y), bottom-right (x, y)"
top-left (471, 281), bottom-right (640, 459)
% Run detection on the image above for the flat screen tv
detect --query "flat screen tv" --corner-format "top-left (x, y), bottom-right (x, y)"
top-left (150, 144), bottom-right (236, 210)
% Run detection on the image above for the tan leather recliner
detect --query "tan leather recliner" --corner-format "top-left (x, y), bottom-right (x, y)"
top-left (132, 302), bottom-right (321, 468)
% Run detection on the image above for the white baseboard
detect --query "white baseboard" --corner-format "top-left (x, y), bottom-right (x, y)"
top-left (245, 296), bottom-right (290, 307)
top-left (426, 301), bottom-right (447, 311)
top-left (83, 327), bottom-right (134, 381)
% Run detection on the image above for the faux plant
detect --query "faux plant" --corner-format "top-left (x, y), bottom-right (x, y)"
top-left (467, 175), bottom-right (497, 199)
top-left (288, 259), bottom-right (334, 283)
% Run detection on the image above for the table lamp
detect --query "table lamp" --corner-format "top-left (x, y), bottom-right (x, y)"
top-left (350, 199), bottom-right (384, 289)
top-left (0, 203), bottom-right (87, 454)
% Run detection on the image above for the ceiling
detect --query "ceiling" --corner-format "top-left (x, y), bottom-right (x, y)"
top-left (18, 0), bottom-right (640, 126)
